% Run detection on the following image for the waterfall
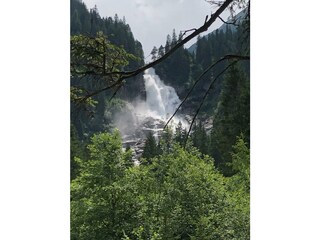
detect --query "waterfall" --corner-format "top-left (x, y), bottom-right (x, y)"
top-left (143, 68), bottom-right (181, 120)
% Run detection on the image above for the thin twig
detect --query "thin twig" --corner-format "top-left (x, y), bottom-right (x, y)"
top-left (109, 82), bottom-right (123, 101)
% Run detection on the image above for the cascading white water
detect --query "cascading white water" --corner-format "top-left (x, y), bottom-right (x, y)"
top-left (116, 67), bottom-right (189, 162)
top-left (143, 68), bottom-right (181, 120)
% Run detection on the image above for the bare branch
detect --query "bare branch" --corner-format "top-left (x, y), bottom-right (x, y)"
top-left (77, 0), bottom-right (235, 99)
top-left (218, 16), bottom-right (240, 27)
top-left (164, 54), bottom-right (249, 129)
top-left (183, 60), bottom-right (239, 148)
top-left (109, 82), bottom-right (124, 101)
top-left (179, 28), bottom-right (197, 40)
top-left (78, 77), bottom-right (125, 104)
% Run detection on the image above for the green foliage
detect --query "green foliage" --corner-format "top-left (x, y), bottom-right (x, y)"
top-left (71, 124), bottom-right (88, 180)
top-left (174, 121), bottom-right (187, 146)
top-left (71, 32), bottom-right (137, 79)
top-left (158, 127), bottom-right (174, 154)
top-left (71, 130), bottom-right (135, 240)
top-left (191, 121), bottom-right (209, 155)
top-left (141, 132), bottom-right (159, 164)
top-left (70, 86), bottom-right (98, 109)
top-left (71, 132), bottom-right (249, 239)
top-left (129, 144), bottom-right (249, 239)
top-left (229, 134), bottom-right (250, 191)
top-left (70, 0), bottom-right (145, 140)
top-left (209, 64), bottom-right (250, 175)
top-left (225, 135), bottom-right (250, 239)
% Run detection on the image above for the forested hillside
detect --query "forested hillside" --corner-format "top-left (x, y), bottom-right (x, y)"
top-left (71, 0), bottom-right (145, 139)
top-left (70, 0), bottom-right (250, 239)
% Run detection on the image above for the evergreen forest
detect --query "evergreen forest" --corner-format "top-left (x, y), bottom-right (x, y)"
top-left (70, 0), bottom-right (250, 239)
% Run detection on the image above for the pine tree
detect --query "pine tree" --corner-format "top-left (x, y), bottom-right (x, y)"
top-left (114, 13), bottom-right (119, 23)
top-left (172, 29), bottom-right (177, 45)
top-left (150, 46), bottom-right (158, 61)
top-left (158, 45), bottom-right (165, 58)
top-left (165, 34), bottom-right (172, 53)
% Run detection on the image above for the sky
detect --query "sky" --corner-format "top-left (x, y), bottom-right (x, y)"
top-left (82, 0), bottom-right (230, 59)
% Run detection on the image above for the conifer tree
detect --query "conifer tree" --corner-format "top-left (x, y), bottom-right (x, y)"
top-left (158, 45), bottom-right (165, 58)
top-left (174, 121), bottom-right (184, 145)
top-left (172, 29), bottom-right (177, 45)
top-left (71, 9), bottom-right (82, 34)
top-left (165, 34), bottom-right (172, 53)
top-left (150, 46), bottom-right (158, 61)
